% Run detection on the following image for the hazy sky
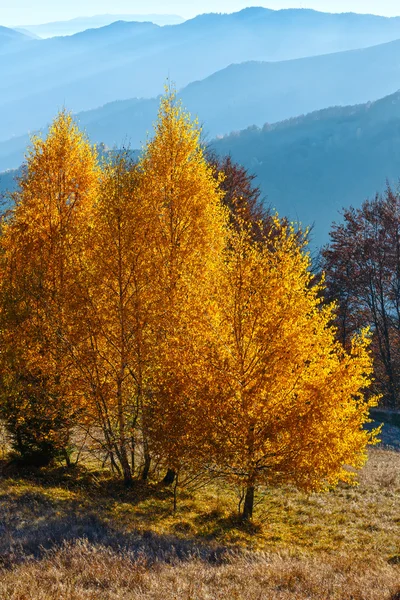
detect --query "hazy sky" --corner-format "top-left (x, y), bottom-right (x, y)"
top-left (2, 0), bottom-right (400, 26)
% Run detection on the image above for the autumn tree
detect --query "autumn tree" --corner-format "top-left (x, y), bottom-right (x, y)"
top-left (203, 219), bottom-right (378, 520)
top-left (0, 111), bottom-right (98, 465)
top-left (0, 94), bottom-right (377, 513)
top-left (72, 151), bottom-right (160, 484)
top-left (321, 186), bottom-right (400, 408)
top-left (137, 89), bottom-right (228, 483)
top-left (207, 152), bottom-right (268, 236)
top-left (208, 152), bottom-right (309, 251)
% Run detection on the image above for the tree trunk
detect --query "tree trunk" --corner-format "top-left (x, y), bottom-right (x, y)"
top-left (120, 451), bottom-right (133, 486)
top-left (243, 420), bottom-right (256, 520)
top-left (173, 472), bottom-right (179, 513)
top-left (110, 452), bottom-right (122, 477)
top-left (163, 468), bottom-right (176, 485)
top-left (242, 485), bottom-right (255, 520)
top-left (142, 450), bottom-right (151, 481)
top-left (130, 435), bottom-right (135, 475)
top-left (113, 442), bottom-right (132, 485)
top-left (16, 429), bottom-right (24, 455)
top-left (62, 448), bottom-right (72, 468)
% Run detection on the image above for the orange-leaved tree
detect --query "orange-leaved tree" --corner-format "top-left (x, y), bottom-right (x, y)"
top-left (73, 150), bottom-right (160, 484)
top-left (204, 218), bottom-right (379, 519)
top-left (137, 88), bottom-right (228, 483)
top-left (0, 111), bottom-right (98, 465)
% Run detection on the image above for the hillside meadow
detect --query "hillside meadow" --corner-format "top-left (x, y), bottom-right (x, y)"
top-left (0, 446), bottom-right (400, 599)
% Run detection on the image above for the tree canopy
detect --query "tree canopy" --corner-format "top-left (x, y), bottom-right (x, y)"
top-left (0, 92), bottom-right (379, 518)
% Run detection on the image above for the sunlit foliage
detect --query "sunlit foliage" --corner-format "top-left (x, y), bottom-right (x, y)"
top-left (0, 93), bottom-right (378, 517)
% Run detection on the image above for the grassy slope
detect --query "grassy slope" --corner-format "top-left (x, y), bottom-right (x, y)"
top-left (1, 448), bottom-right (400, 599)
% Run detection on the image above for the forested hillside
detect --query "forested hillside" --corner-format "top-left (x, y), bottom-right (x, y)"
top-left (211, 92), bottom-right (400, 246)
top-left (0, 169), bottom-right (17, 196)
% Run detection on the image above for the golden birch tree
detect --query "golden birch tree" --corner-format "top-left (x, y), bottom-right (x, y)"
top-left (137, 89), bottom-right (228, 482)
top-left (204, 219), bottom-right (379, 519)
top-left (74, 151), bottom-right (158, 484)
top-left (0, 111), bottom-right (98, 465)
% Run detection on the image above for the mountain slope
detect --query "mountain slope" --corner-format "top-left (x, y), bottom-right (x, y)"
top-left (4, 8), bottom-right (400, 139)
top-left (0, 26), bottom-right (32, 52)
top-left (211, 92), bottom-right (400, 247)
top-left (0, 168), bottom-right (18, 198)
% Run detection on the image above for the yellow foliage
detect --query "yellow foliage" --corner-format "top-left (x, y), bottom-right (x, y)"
top-left (202, 219), bottom-right (379, 503)
top-left (0, 111), bottom-right (99, 456)
top-left (138, 89), bottom-right (229, 473)
top-left (0, 94), bottom-right (378, 510)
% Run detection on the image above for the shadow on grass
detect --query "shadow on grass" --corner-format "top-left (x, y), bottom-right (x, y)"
top-left (194, 510), bottom-right (262, 537)
top-left (0, 512), bottom-right (232, 569)
top-left (0, 462), bottom-right (176, 507)
top-left (0, 466), bottom-right (234, 569)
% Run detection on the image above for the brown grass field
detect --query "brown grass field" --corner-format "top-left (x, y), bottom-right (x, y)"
top-left (0, 447), bottom-right (400, 599)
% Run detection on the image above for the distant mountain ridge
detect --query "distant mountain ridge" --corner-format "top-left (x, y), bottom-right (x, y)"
top-left (4, 7), bottom-right (400, 140)
top-left (19, 14), bottom-right (185, 38)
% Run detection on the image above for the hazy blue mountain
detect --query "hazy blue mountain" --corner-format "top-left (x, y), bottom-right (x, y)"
top-left (0, 25), bottom-right (32, 52)
top-left (0, 168), bottom-right (18, 198)
top-left (4, 8), bottom-right (400, 140)
top-left (76, 37), bottom-right (400, 144)
top-left (5, 35), bottom-right (400, 172)
top-left (20, 14), bottom-right (185, 38)
top-left (12, 28), bottom-right (41, 39)
top-left (0, 132), bottom-right (30, 172)
top-left (3, 92), bottom-right (400, 248)
top-left (211, 91), bottom-right (400, 248)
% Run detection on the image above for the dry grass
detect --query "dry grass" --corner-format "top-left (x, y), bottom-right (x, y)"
top-left (1, 447), bottom-right (400, 599)
top-left (1, 541), bottom-right (400, 600)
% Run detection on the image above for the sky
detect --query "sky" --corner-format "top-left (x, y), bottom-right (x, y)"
top-left (2, 0), bottom-right (400, 26)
